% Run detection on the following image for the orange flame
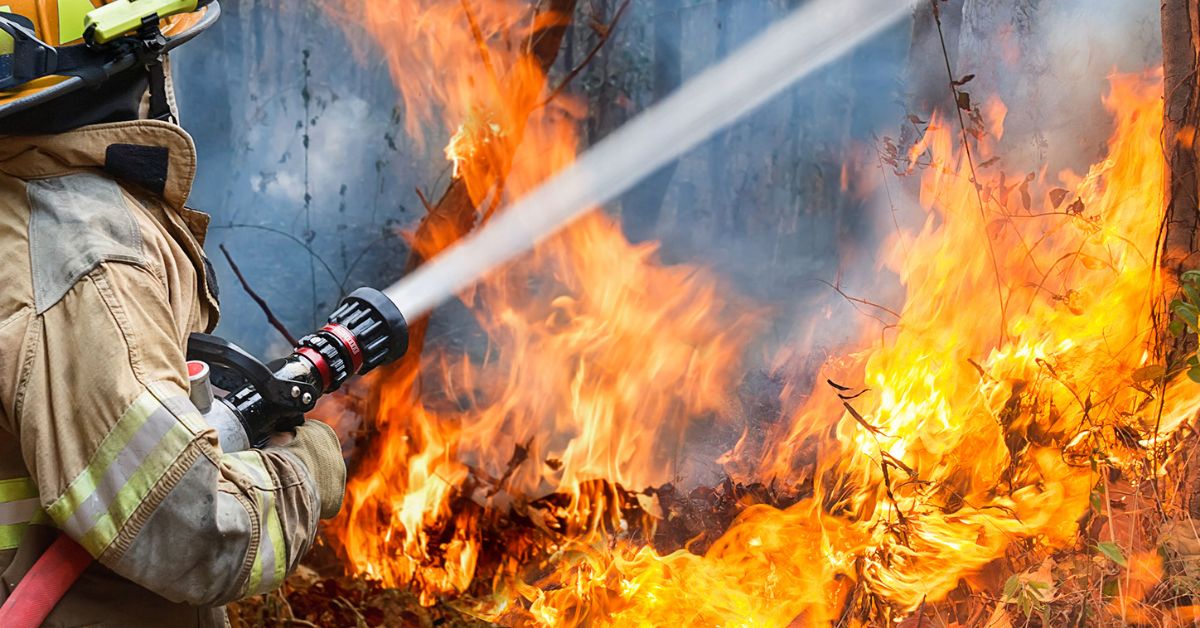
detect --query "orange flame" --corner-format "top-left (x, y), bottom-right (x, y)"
top-left (323, 0), bottom-right (754, 608)
top-left (324, 0), bottom-right (1197, 622)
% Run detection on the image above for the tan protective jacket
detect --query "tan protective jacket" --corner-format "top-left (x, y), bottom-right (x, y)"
top-left (0, 120), bottom-right (335, 626)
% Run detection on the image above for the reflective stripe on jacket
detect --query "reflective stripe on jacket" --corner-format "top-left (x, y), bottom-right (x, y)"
top-left (0, 120), bottom-right (325, 627)
top-left (0, 479), bottom-right (44, 551)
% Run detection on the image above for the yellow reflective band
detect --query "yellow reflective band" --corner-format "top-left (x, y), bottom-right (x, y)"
top-left (0, 478), bottom-right (43, 551)
top-left (0, 524), bottom-right (24, 550)
top-left (57, 0), bottom-right (95, 44)
top-left (266, 493), bottom-right (286, 589)
top-left (0, 477), bottom-right (37, 503)
top-left (234, 451), bottom-right (287, 596)
top-left (46, 391), bottom-right (195, 556)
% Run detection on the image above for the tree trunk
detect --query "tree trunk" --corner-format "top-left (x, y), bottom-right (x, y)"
top-left (705, 0), bottom-right (733, 238)
top-left (1160, 0), bottom-right (1200, 517)
top-left (621, 0), bottom-right (683, 242)
top-left (1161, 0), bottom-right (1200, 286)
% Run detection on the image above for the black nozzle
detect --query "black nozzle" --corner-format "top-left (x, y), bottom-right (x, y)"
top-left (295, 287), bottom-right (409, 392)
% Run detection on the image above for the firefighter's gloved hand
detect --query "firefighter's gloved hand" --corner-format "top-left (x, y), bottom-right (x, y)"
top-left (270, 420), bottom-right (346, 519)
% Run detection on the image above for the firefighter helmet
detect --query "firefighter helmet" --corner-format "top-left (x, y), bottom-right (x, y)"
top-left (0, 0), bottom-right (219, 120)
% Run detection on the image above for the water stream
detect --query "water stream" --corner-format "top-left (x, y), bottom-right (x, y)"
top-left (384, 0), bottom-right (914, 320)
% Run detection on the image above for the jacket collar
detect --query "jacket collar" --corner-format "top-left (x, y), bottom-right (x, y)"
top-left (0, 120), bottom-right (197, 211)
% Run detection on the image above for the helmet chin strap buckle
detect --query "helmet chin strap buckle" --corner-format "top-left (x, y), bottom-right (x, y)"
top-left (136, 14), bottom-right (167, 50)
top-left (128, 15), bottom-right (175, 123)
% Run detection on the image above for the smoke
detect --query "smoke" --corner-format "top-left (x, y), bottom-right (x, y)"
top-left (170, 1), bottom-right (1165, 491)
top-left (954, 0), bottom-right (1161, 172)
top-left (172, 0), bottom-right (426, 356)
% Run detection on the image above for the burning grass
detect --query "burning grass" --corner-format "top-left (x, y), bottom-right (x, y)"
top-left (230, 1), bottom-right (1200, 625)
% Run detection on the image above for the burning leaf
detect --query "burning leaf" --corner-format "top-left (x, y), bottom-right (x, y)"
top-left (1049, 188), bottom-right (1070, 208)
top-left (1019, 174), bottom-right (1033, 211)
top-left (956, 91), bottom-right (972, 111)
top-left (1131, 365), bottom-right (1166, 383)
top-left (838, 388), bottom-right (870, 401)
top-left (1067, 198), bottom-right (1086, 215)
top-left (843, 402), bottom-right (888, 437)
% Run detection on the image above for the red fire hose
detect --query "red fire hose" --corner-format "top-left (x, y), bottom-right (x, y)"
top-left (0, 534), bottom-right (92, 627)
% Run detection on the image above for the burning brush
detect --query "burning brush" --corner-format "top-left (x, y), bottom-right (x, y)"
top-left (218, 0), bottom-right (1200, 626)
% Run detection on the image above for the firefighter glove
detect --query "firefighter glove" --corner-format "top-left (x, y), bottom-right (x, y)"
top-left (273, 420), bottom-right (346, 519)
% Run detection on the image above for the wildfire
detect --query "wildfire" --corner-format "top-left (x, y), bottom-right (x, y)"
top-left (322, 0), bottom-right (1200, 624)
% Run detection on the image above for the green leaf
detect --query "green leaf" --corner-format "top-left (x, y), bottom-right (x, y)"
top-left (1171, 319), bottom-right (1186, 337)
top-left (1181, 269), bottom-right (1200, 283)
top-left (1090, 489), bottom-right (1103, 512)
top-left (1188, 365), bottom-right (1200, 384)
top-left (1184, 283), bottom-right (1200, 309)
top-left (1003, 574), bottom-right (1020, 600)
top-left (1098, 541), bottom-right (1128, 567)
top-left (1179, 306), bottom-right (1200, 331)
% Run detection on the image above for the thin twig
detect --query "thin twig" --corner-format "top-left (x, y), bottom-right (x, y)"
top-left (813, 278), bottom-right (902, 319)
top-left (210, 223), bottom-right (344, 292)
top-left (931, 0), bottom-right (1008, 344)
top-left (537, 0), bottom-right (632, 109)
top-left (460, 0), bottom-right (504, 98)
top-left (219, 244), bottom-right (299, 347)
top-left (415, 186), bottom-right (435, 214)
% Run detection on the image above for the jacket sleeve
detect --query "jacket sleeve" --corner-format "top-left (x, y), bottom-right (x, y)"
top-left (16, 260), bottom-right (333, 606)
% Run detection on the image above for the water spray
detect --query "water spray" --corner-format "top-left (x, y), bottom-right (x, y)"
top-left (189, 0), bottom-right (913, 447)
top-left (385, 0), bottom-right (913, 320)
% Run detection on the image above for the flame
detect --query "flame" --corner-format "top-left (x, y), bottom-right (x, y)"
top-left (324, 0), bottom-right (1200, 622)
top-left (505, 68), bottom-right (1198, 625)
top-left (324, 0), bottom-right (754, 608)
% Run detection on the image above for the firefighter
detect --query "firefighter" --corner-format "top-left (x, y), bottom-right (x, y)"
top-left (0, 1), bottom-right (347, 625)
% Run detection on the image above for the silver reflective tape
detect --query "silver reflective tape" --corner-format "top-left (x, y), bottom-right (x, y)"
top-left (0, 498), bottom-right (41, 526)
top-left (59, 406), bottom-right (177, 539)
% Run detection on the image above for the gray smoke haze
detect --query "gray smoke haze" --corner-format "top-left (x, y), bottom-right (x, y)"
top-left (170, 1), bottom-right (1165, 480)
